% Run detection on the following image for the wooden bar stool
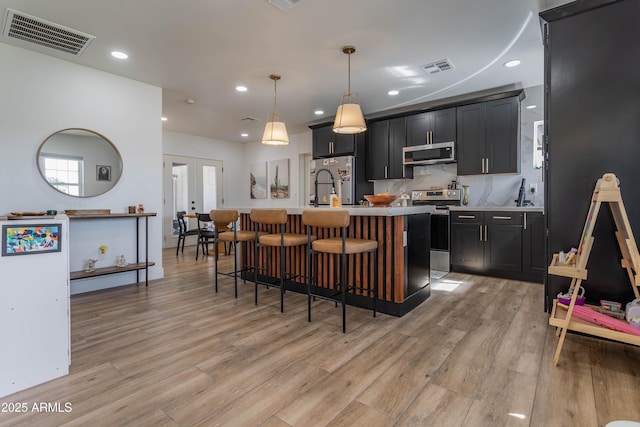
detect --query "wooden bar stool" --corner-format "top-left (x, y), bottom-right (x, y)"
top-left (250, 209), bottom-right (311, 312)
top-left (302, 209), bottom-right (378, 332)
top-left (210, 209), bottom-right (259, 298)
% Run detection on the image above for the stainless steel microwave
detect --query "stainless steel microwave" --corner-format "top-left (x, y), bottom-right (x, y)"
top-left (403, 141), bottom-right (456, 166)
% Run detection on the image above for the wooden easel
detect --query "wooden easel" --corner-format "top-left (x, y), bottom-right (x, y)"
top-left (548, 173), bottom-right (640, 366)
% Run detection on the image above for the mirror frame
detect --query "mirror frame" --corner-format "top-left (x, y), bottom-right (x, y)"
top-left (37, 128), bottom-right (123, 198)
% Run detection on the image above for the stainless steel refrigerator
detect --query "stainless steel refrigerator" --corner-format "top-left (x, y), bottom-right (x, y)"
top-left (309, 155), bottom-right (372, 205)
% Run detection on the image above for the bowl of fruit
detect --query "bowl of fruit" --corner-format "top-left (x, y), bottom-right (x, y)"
top-left (364, 193), bottom-right (398, 207)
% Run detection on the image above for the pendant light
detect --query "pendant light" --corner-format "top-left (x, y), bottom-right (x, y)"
top-left (333, 45), bottom-right (367, 134)
top-left (262, 74), bottom-right (289, 146)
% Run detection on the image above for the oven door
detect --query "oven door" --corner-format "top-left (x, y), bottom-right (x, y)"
top-left (430, 212), bottom-right (450, 272)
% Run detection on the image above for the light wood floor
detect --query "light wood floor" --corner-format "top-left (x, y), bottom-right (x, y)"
top-left (2, 247), bottom-right (639, 427)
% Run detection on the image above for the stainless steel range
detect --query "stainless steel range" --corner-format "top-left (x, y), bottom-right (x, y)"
top-left (411, 188), bottom-right (461, 273)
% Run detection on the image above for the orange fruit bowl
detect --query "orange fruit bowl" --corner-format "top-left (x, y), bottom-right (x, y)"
top-left (364, 194), bottom-right (398, 207)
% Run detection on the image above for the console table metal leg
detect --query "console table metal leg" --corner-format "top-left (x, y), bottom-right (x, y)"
top-left (136, 217), bottom-right (140, 284)
top-left (145, 216), bottom-right (149, 286)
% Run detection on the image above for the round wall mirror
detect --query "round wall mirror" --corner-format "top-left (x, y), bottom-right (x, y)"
top-left (37, 128), bottom-right (123, 197)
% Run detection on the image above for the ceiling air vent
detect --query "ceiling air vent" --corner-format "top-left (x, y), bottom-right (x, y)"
top-left (241, 117), bottom-right (260, 122)
top-left (2, 8), bottom-right (95, 56)
top-left (267, 0), bottom-right (304, 12)
top-left (421, 59), bottom-right (455, 75)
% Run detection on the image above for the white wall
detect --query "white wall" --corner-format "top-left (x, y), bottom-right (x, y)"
top-left (163, 130), bottom-right (245, 207)
top-left (241, 131), bottom-right (313, 207)
top-left (0, 43), bottom-right (164, 294)
top-left (164, 129), bottom-right (313, 209)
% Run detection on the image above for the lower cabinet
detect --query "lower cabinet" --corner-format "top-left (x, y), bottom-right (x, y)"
top-left (451, 210), bottom-right (544, 282)
top-left (522, 212), bottom-right (545, 281)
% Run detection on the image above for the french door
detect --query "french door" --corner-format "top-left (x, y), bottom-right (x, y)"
top-left (163, 155), bottom-right (223, 249)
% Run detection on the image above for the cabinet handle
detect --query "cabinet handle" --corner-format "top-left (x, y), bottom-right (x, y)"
top-left (492, 216), bottom-right (512, 220)
top-left (459, 215), bottom-right (476, 219)
top-left (384, 166), bottom-right (388, 179)
top-left (330, 142), bottom-right (334, 154)
top-left (481, 158), bottom-right (485, 174)
top-left (429, 131), bottom-right (433, 145)
top-left (484, 225), bottom-right (488, 241)
top-left (485, 158), bottom-right (489, 174)
top-left (524, 212), bottom-right (527, 230)
top-left (480, 225), bottom-right (483, 241)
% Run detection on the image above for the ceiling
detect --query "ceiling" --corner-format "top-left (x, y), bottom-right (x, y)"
top-left (0, 0), bottom-right (573, 143)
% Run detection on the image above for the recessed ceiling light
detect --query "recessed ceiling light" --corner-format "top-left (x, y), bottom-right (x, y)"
top-left (504, 59), bottom-right (521, 68)
top-left (186, 99), bottom-right (195, 105)
top-left (241, 133), bottom-right (249, 137)
top-left (111, 51), bottom-right (128, 59)
top-left (161, 117), bottom-right (167, 122)
top-left (314, 110), bottom-right (324, 115)
top-left (526, 105), bottom-right (537, 109)
top-left (236, 86), bottom-right (248, 92)
top-left (388, 90), bottom-right (399, 96)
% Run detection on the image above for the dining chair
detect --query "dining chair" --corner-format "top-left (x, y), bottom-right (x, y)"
top-left (175, 211), bottom-right (199, 256)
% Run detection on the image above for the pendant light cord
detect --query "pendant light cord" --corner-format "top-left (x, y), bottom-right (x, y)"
top-left (273, 78), bottom-right (277, 114)
top-left (347, 50), bottom-right (351, 96)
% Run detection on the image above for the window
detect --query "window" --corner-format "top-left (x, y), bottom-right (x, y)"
top-left (42, 155), bottom-right (83, 196)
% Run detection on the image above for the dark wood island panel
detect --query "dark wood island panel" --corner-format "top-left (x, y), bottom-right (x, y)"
top-left (239, 210), bottom-right (431, 316)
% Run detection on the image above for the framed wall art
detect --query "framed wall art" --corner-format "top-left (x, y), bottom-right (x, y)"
top-left (269, 158), bottom-right (289, 199)
top-left (249, 161), bottom-right (267, 199)
top-left (97, 165), bottom-right (111, 181)
top-left (2, 224), bottom-right (62, 256)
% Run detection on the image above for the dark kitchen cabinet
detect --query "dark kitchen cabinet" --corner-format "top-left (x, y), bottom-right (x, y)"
top-left (541, 0), bottom-right (640, 310)
top-left (522, 212), bottom-right (545, 282)
top-left (312, 125), bottom-right (356, 158)
top-left (457, 96), bottom-right (520, 175)
top-left (484, 212), bottom-right (522, 273)
top-left (406, 107), bottom-right (456, 147)
top-left (451, 210), bottom-right (524, 277)
top-left (450, 211), bottom-right (484, 269)
top-left (366, 117), bottom-right (411, 180)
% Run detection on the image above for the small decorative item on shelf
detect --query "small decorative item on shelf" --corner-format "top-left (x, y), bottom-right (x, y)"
top-left (99, 245), bottom-right (108, 255)
top-left (600, 300), bottom-right (622, 312)
top-left (558, 247), bottom-right (578, 265)
top-left (116, 255), bottom-right (127, 267)
top-left (137, 204), bottom-right (144, 214)
top-left (462, 185), bottom-right (469, 205)
top-left (85, 259), bottom-right (97, 272)
top-left (627, 299), bottom-right (640, 326)
top-left (557, 285), bottom-right (585, 306)
top-left (128, 205), bottom-right (136, 214)
top-left (598, 307), bottom-right (625, 320)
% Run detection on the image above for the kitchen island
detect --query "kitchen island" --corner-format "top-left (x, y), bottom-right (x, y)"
top-left (237, 205), bottom-right (434, 316)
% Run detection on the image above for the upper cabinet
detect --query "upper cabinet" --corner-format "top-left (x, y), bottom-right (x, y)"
top-left (312, 125), bottom-right (356, 158)
top-left (406, 107), bottom-right (456, 146)
top-left (457, 96), bottom-right (521, 175)
top-left (366, 117), bottom-right (410, 180)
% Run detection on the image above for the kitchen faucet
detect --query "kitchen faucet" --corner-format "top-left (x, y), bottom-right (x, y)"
top-left (314, 168), bottom-right (335, 207)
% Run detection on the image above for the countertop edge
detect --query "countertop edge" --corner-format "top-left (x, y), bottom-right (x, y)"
top-left (449, 206), bottom-right (544, 213)
top-left (236, 206), bottom-right (434, 216)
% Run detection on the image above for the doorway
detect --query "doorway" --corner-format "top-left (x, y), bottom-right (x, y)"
top-left (163, 155), bottom-right (223, 249)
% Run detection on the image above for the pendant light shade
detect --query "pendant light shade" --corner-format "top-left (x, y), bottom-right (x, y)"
top-left (262, 74), bottom-right (289, 146)
top-left (333, 46), bottom-right (367, 134)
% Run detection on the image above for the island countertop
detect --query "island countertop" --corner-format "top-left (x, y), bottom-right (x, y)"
top-left (236, 205), bottom-right (435, 216)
